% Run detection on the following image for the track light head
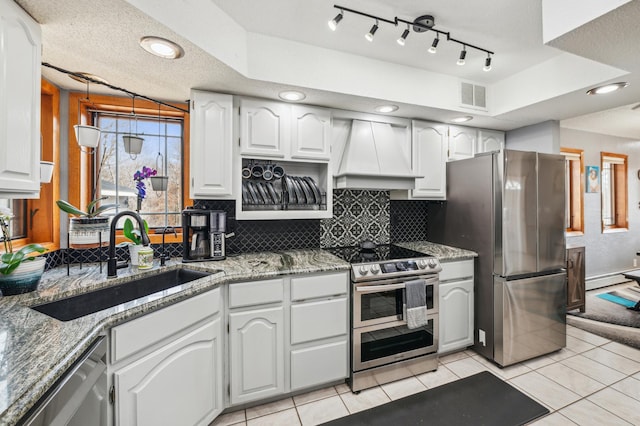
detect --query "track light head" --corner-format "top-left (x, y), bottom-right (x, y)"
top-left (328, 12), bottom-right (343, 31)
top-left (457, 47), bottom-right (467, 65)
top-left (365, 21), bottom-right (379, 42)
top-left (483, 55), bottom-right (492, 72)
top-left (397, 26), bottom-right (410, 46)
top-left (428, 35), bottom-right (439, 54)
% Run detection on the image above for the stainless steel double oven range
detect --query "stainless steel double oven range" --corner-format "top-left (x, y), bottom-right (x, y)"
top-left (326, 244), bottom-right (442, 392)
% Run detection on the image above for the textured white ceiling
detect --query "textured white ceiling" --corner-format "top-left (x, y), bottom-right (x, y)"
top-left (13, 0), bottom-right (640, 137)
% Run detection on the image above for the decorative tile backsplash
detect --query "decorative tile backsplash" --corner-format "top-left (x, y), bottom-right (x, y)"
top-left (48, 190), bottom-right (432, 267)
top-left (320, 189), bottom-right (390, 248)
top-left (390, 199), bottom-right (429, 243)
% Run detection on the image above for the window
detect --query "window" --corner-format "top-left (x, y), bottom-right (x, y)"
top-left (561, 148), bottom-right (584, 235)
top-left (95, 111), bottom-right (184, 229)
top-left (0, 199), bottom-right (27, 241)
top-left (601, 152), bottom-right (628, 231)
top-left (67, 93), bottom-right (190, 246)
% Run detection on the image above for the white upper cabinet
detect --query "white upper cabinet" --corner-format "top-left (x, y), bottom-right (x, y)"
top-left (477, 129), bottom-right (505, 154)
top-left (0, 0), bottom-right (41, 198)
top-left (240, 99), bottom-right (289, 158)
top-left (448, 125), bottom-right (477, 161)
top-left (411, 120), bottom-right (448, 200)
top-left (240, 98), bottom-right (331, 162)
top-left (190, 91), bottom-right (234, 199)
top-left (290, 105), bottom-right (331, 160)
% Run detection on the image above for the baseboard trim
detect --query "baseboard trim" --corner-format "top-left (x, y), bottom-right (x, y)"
top-left (586, 272), bottom-right (634, 291)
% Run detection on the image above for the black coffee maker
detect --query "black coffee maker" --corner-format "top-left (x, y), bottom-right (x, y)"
top-left (180, 208), bottom-right (209, 262)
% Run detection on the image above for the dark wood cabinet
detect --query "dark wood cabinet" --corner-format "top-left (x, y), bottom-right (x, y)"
top-left (566, 246), bottom-right (585, 312)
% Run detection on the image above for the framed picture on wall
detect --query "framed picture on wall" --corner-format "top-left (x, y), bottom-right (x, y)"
top-left (586, 165), bottom-right (600, 193)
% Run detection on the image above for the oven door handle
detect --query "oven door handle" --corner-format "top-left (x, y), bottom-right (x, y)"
top-left (355, 283), bottom-right (407, 293)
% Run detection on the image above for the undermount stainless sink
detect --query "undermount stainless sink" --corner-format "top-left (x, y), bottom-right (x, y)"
top-left (31, 269), bottom-right (214, 321)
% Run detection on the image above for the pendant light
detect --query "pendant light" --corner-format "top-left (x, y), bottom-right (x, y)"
top-left (150, 102), bottom-right (168, 192)
top-left (73, 79), bottom-right (101, 151)
top-left (122, 95), bottom-right (144, 159)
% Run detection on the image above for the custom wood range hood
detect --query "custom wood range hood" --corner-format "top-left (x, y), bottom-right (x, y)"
top-left (334, 120), bottom-right (420, 190)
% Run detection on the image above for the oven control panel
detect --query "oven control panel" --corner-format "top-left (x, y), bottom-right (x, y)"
top-left (351, 257), bottom-right (442, 281)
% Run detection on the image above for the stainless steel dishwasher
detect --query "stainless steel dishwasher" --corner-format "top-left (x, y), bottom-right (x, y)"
top-left (19, 336), bottom-right (107, 426)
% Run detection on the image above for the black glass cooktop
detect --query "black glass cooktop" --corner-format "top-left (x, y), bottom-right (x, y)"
top-left (325, 244), bottom-right (431, 264)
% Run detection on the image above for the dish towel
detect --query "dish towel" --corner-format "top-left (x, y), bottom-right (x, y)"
top-left (405, 279), bottom-right (428, 329)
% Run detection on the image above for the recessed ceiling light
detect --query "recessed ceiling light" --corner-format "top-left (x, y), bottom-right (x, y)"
top-left (140, 36), bottom-right (184, 59)
top-left (68, 72), bottom-right (109, 85)
top-left (451, 116), bottom-right (473, 123)
top-left (278, 90), bottom-right (306, 101)
top-left (586, 82), bottom-right (629, 95)
top-left (375, 105), bottom-right (399, 113)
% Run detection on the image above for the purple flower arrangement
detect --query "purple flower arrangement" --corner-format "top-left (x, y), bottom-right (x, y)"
top-left (133, 166), bottom-right (157, 200)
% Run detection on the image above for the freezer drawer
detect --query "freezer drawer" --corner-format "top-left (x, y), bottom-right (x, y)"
top-left (493, 272), bottom-right (566, 366)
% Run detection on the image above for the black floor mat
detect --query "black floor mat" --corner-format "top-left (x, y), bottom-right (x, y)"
top-left (323, 371), bottom-right (549, 426)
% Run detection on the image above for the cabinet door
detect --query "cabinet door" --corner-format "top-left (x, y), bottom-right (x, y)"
top-left (291, 341), bottom-right (348, 391)
top-left (114, 318), bottom-right (223, 426)
top-left (566, 246), bottom-right (585, 311)
top-left (477, 129), bottom-right (505, 154)
top-left (229, 306), bottom-right (285, 405)
top-left (290, 105), bottom-right (331, 160)
top-left (448, 126), bottom-right (476, 161)
top-left (239, 99), bottom-right (288, 158)
top-left (0, 0), bottom-right (41, 197)
top-left (190, 91), bottom-right (234, 198)
top-left (439, 279), bottom-right (474, 353)
top-left (411, 120), bottom-right (448, 199)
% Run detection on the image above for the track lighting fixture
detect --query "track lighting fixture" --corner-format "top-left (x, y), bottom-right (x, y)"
top-left (428, 34), bottom-right (439, 54)
top-left (483, 54), bottom-right (492, 72)
top-left (397, 25), bottom-right (410, 46)
top-left (365, 20), bottom-right (379, 42)
top-left (328, 10), bottom-right (343, 31)
top-left (457, 47), bottom-right (467, 66)
top-left (329, 4), bottom-right (494, 72)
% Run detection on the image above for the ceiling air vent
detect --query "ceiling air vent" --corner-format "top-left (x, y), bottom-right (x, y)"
top-left (460, 82), bottom-right (487, 109)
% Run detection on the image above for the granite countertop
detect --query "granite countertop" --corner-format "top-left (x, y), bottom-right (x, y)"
top-left (395, 241), bottom-right (477, 261)
top-left (0, 249), bottom-right (350, 425)
top-left (0, 241), bottom-right (472, 424)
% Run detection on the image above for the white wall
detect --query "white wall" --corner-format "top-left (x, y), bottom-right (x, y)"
top-left (506, 121), bottom-right (560, 153)
top-left (561, 127), bottom-right (640, 278)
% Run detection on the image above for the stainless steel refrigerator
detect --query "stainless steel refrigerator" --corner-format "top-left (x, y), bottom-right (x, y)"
top-left (428, 150), bottom-right (566, 366)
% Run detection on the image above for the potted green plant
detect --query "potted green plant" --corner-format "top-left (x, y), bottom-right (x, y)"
top-left (122, 217), bottom-right (149, 266)
top-left (0, 207), bottom-right (47, 295)
top-left (56, 197), bottom-right (118, 248)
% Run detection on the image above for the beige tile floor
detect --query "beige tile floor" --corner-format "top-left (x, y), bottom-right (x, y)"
top-left (211, 325), bottom-right (640, 426)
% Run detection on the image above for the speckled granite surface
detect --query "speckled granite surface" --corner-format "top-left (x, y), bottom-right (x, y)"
top-left (0, 242), bottom-right (469, 425)
top-left (0, 249), bottom-right (350, 426)
top-left (395, 241), bottom-right (477, 261)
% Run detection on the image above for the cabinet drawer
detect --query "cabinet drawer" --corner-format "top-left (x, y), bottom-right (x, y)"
top-left (111, 287), bottom-right (220, 364)
top-left (439, 259), bottom-right (474, 282)
top-left (291, 298), bottom-right (347, 344)
top-left (229, 278), bottom-right (284, 308)
top-left (291, 341), bottom-right (348, 391)
top-left (291, 272), bottom-right (348, 301)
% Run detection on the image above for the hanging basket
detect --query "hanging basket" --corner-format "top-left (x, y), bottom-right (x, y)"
top-left (150, 176), bottom-right (169, 191)
top-left (74, 125), bottom-right (101, 148)
top-left (40, 161), bottom-right (54, 183)
top-left (123, 135), bottom-right (144, 155)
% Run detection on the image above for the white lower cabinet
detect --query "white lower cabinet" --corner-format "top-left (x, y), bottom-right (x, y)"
top-left (109, 287), bottom-right (223, 426)
top-left (114, 319), bottom-right (222, 426)
top-left (291, 340), bottom-right (348, 391)
top-left (228, 271), bottom-right (349, 406)
top-left (229, 306), bottom-right (285, 405)
top-left (439, 260), bottom-right (475, 354)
